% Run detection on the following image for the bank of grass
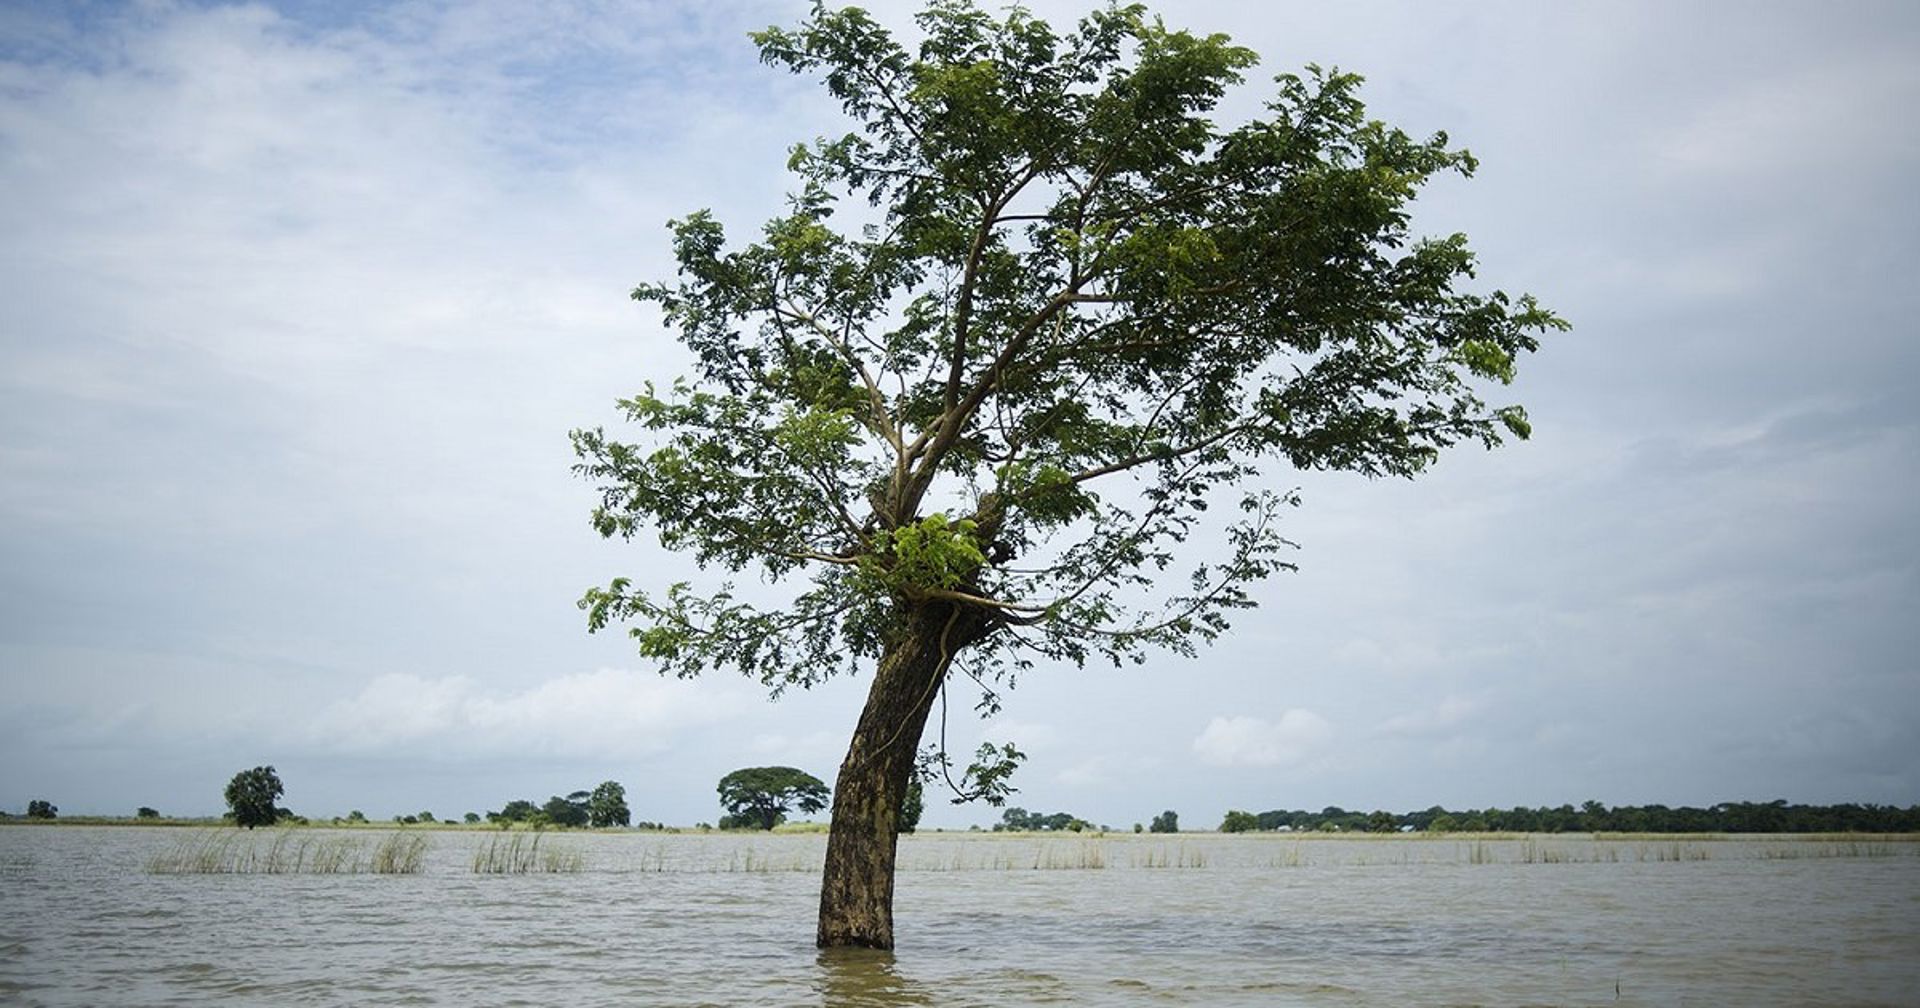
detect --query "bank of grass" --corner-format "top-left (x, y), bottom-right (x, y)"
top-left (145, 828), bottom-right (428, 874)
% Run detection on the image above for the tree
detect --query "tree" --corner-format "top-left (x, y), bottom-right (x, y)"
top-left (224, 766), bottom-right (284, 829)
top-left (136, 806), bottom-right (160, 819)
top-left (1149, 810), bottom-right (1179, 833)
top-left (1219, 810), bottom-right (1259, 833)
top-left (898, 778), bottom-right (925, 834)
top-left (574, 1), bottom-right (1560, 948)
top-left (717, 767), bottom-right (831, 830)
top-left (26, 799), bottom-right (56, 820)
top-left (543, 792), bottom-right (592, 828)
top-left (489, 799), bottom-right (539, 824)
top-left (588, 780), bottom-right (632, 828)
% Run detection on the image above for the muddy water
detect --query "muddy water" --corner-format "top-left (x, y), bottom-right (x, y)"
top-left (2, 827), bottom-right (1915, 1006)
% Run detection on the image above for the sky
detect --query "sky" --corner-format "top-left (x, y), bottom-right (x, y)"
top-left (2, 0), bottom-right (1916, 829)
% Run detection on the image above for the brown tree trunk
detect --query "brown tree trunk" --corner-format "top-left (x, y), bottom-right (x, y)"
top-left (816, 602), bottom-right (983, 949)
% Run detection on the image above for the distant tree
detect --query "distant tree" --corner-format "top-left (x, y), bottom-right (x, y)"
top-left (489, 799), bottom-right (539, 824)
top-left (898, 779), bottom-right (925, 834)
top-left (1149, 810), bottom-right (1179, 834)
top-left (1366, 810), bottom-right (1398, 833)
top-left (994, 807), bottom-right (1083, 831)
top-left (26, 799), bottom-right (57, 820)
top-left (543, 792), bottom-right (592, 828)
top-left (345, 809), bottom-right (367, 823)
top-left (1133, 823), bottom-right (1143, 834)
top-left (136, 806), bottom-right (160, 819)
top-left (587, 781), bottom-right (632, 828)
top-left (418, 811), bottom-right (437, 823)
top-left (463, 812), bottom-right (481, 824)
top-left (224, 766), bottom-right (284, 829)
top-left (718, 767), bottom-right (830, 830)
top-left (1219, 810), bottom-right (1259, 833)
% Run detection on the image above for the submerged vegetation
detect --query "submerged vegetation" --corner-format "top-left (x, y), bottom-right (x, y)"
top-left (146, 829), bottom-right (427, 875)
top-left (471, 832), bottom-right (584, 874)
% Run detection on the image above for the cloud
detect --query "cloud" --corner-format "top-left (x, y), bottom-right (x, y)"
top-left (1376, 696), bottom-right (1483, 736)
top-left (306, 668), bottom-right (752, 760)
top-left (1192, 711), bottom-right (1335, 768)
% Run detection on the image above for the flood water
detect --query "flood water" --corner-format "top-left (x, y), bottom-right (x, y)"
top-left (2, 826), bottom-right (1916, 1006)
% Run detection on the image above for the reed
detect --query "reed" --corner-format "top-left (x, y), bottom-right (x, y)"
top-left (1031, 842), bottom-right (1107, 869)
top-left (145, 829), bottom-right (426, 874)
top-left (371, 833), bottom-right (429, 874)
top-left (472, 832), bottom-right (583, 873)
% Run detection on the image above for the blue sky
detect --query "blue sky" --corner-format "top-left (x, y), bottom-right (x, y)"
top-left (3, 0), bottom-right (1916, 827)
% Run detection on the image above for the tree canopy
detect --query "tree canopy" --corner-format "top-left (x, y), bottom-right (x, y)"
top-left (575, 0), bottom-right (1562, 948)
top-left (588, 780), bottom-right (632, 828)
top-left (224, 766), bottom-right (284, 829)
top-left (717, 766), bottom-right (831, 830)
top-left (576, 2), bottom-right (1562, 699)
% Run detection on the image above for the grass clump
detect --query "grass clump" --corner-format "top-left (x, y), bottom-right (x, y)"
top-left (146, 829), bottom-right (428, 874)
top-left (471, 832), bottom-right (582, 874)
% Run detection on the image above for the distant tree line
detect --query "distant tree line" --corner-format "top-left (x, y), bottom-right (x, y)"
top-left (487, 781), bottom-right (631, 828)
top-left (992, 807), bottom-right (1094, 832)
top-left (1217, 800), bottom-right (1920, 834)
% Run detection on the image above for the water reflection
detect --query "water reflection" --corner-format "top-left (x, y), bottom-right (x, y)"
top-left (813, 947), bottom-right (933, 1007)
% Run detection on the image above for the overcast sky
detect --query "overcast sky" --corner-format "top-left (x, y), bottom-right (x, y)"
top-left (3, 0), bottom-right (1915, 828)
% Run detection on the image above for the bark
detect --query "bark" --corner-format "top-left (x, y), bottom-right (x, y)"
top-left (816, 602), bottom-right (986, 948)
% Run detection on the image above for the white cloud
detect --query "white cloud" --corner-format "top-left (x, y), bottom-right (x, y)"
top-left (307, 668), bottom-right (752, 759)
top-left (1192, 711), bottom-right (1335, 768)
top-left (1376, 696), bottom-right (1483, 736)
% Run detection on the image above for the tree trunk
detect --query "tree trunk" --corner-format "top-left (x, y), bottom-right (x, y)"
top-left (816, 602), bottom-right (983, 949)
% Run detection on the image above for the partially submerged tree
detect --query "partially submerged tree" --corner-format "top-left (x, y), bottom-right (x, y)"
top-left (717, 766), bottom-right (832, 830)
top-left (576, 0), bottom-right (1561, 948)
top-left (224, 766), bottom-right (283, 829)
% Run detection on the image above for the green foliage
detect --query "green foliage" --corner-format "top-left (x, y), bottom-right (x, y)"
top-left (1148, 809), bottom-right (1178, 833)
top-left (345, 809), bottom-right (367, 823)
top-left (718, 766), bottom-right (831, 830)
top-left (136, 806), bottom-right (160, 820)
top-left (488, 799), bottom-right (540, 825)
top-left (575, 0), bottom-right (1563, 711)
top-left (224, 766), bottom-right (284, 830)
top-left (993, 807), bottom-right (1084, 831)
top-left (544, 792), bottom-right (593, 828)
top-left (26, 799), bottom-right (56, 820)
top-left (588, 780), bottom-right (632, 828)
top-left (463, 812), bottom-right (481, 824)
top-left (1218, 809), bottom-right (1258, 833)
top-left (1221, 800), bottom-right (1920, 834)
top-left (898, 778), bottom-right (925, 834)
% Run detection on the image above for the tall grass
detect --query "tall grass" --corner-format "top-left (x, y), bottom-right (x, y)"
top-left (371, 833), bottom-right (429, 874)
top-left (146, 829), bottom-right (428, 875)
top-left (471, 832), bottom-right (583, 874)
